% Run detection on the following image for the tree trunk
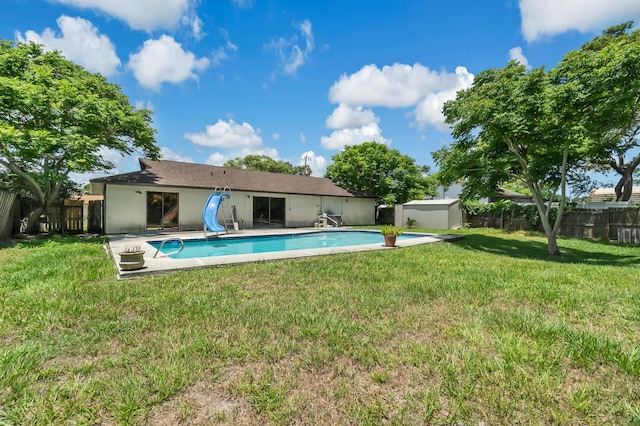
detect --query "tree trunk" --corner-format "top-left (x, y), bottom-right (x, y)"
top-left (538, 212), bottom-right (561, 256)
top-left (23, 205), bottom-right (44, 233)
top-left (614, 170), bottom-right (634, 201)
top-left (546, 232), bottom-right (560, 256)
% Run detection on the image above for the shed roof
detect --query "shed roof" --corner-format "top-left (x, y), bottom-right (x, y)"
top-left (91, 158), bottom-right (374, 198)
top-left (404, 199), bottom-right (460, 206)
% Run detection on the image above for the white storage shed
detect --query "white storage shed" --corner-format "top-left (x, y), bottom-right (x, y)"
top-left (395, 199), bottom-right (463, 230)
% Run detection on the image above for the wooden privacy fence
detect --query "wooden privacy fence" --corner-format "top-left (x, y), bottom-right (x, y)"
top-left (466, 207), bottom-right (640, 243)
top-left (0, 190), bottom-right (17, 240)
top-left (63, 199), bottom-right (83, 232)
top-left (4, 196), bottom-right (103, 236)
top-left (559, 208), bottom-right (640, 243)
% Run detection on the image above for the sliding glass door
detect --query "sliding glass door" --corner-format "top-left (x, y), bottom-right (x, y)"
top-left (253, 197), bottom-right (285, 228)
top-left (146, 192), bottom-right (179, 230)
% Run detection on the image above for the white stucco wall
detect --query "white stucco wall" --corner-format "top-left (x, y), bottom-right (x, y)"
top-left (104, 184), bottom-right (148, 233)
top-left (447, 202), bottom-right (463, 229)
top-left (340, 197), bottom-right (375, 226)
top-left (102, 184), bottom-right (375, 233)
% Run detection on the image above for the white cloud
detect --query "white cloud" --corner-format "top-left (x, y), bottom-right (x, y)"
top-left (325, 104), bottom-right (379, 129)
top-left (182, 15), bottom-right (205, 40)
top-left (134, 100), bottom-right (154, 110)
top-left (184, 119), bottom-right (263, 149)
top-left (413, 67), bottom-right (474, 130)
top-left (272, 133), bottom-right (280, 140)
top-left (205, 152), bottom-right (226, 166)
top-left (240, 147), bottom-right (280, 158)
top-left (49, 0), bottom-right (192, 32)
top-left (327, 63), bottom-right (473, 131)
top-left (231, 0), bottom-right (255, 8)
top-left (298, 150), bottom-right (327, 177)
top-left (509, 46), bottom-right (531, 69)
top-left (211, 28), bottom-right (238, 67)
top-left (266, 19), bottom-right (315, 75)
top-left (519, 0), bottom-right (640, 42)
top-left (220, 28), bottom-right (238, 51)
top-left (329, 63), bottom-right (473, 109)
top-left (128, 35), bottom-right (210, 91)
top-left (16, 15), bottom-right (120, 76)
top-left (321, 123), bottom-right (391, 150)
top-left (300, 132), bottom-right (307, 143)
top-left (160, 147), bottom-right (194, 163)
top-left (211, 47), bottom-right (228, 66)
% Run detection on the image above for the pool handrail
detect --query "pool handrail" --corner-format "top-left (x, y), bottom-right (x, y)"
top-left (153, 237), bottom-right (185, 258)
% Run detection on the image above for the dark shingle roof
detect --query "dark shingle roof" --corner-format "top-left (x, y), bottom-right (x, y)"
top-left (497, 188), bottom-right (531, 199)
top-left (91, 158), bottom-right (374, 198)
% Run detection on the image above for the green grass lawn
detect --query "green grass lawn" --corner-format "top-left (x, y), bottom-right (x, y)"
top-left (1, 228), bottom-right (639, 425)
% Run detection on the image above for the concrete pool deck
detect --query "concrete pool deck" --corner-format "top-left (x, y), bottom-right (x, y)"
top-left (107, 228), bottom-right (463, 279)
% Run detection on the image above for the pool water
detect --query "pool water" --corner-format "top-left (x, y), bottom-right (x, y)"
top-left (149, 230), bottom-right (420, 259)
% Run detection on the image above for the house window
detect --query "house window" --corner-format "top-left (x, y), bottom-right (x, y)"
top-left (253, 197), bottom-right (285, 228)
top-left (147, 192), bottom-right (179, 230)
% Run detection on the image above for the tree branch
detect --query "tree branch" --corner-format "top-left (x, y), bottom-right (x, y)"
top-left (1, 155), bottom-right (45, 203)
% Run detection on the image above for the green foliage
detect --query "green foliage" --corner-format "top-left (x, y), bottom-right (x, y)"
top-left (434, 61), bottom-right (571, 254)
top-left (434, 22), bottom-right (640, 254)
top-left (552, 22), bottom-right (640, 201)
top-left (463, 200), bottom-right (540, 227)
top-left (0, 39), bottom-right (160, 227)
top-left (224, 154), bottom-right (308, 175)
top-left (380, 225), bottom-right (403, 236)
top-left (325, 141), bottom-right (434, 205)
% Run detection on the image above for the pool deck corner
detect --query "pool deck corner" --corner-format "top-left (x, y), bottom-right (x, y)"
top-left (107, 228), bottom-right (463, 279)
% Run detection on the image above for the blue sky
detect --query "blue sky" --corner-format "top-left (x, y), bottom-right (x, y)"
top-left (2, 0), bottom-right (640, 184)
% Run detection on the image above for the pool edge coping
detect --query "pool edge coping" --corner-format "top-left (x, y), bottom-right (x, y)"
top-left (107, 228), bottom-right (463, 279)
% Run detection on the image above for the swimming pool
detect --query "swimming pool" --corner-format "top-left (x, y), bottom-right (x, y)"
top-left (149, 230), bottom-right (421, 259)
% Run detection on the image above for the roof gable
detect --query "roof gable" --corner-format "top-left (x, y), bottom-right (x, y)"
top-left (91, 159), bottom-right (374, 198)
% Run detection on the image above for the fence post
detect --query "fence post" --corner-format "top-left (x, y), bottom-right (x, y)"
top-left (0, 190), bottom-right (17, 240)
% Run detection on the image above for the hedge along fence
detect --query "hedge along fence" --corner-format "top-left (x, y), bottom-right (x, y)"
top-left (463, 200), bottom-right (541, 231)
top-left (0, 190), bottom-right (17, 240)
top-left (462, 200), bottom-right (640, 243)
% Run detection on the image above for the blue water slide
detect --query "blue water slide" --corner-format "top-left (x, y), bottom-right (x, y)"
top-left (203, 193), bottom-right (230, 234)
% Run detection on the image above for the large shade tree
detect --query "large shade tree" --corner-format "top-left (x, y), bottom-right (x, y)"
top-left (553, 22), bottom-right (640, 201)
top-left (223, 154), bottom-right (308, 175)
top-left (435, 23), bottom-right (640, 255)
top-left (0, 40), bottom-right (159, 230)
top-left (325, 141), bottom-right (434, 205)
top-left (435, 62), bottom-right (573, 255)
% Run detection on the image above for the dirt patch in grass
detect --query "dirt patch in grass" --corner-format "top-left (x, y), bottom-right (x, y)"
top-left (211, 352), bottom-right (448, 425)
top-left (145, 381), bottom-right (247, 425)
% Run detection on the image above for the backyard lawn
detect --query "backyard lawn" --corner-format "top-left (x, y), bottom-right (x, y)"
top-left (1, 228), bottom-right (639, 425)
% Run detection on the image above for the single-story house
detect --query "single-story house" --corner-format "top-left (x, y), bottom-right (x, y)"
top-left (590, 187), bottom-right (640, 202)
top-left (90, 158), bottom-right (376, 234)
top-left (489, 188), bottom-right (533, 204)
top-left (434, 183), bottom-right (530, 204)
top-left (394, 199), bottom-right (463, 230)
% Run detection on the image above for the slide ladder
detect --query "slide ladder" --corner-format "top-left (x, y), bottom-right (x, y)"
top-left (219, 191), bottom-right (237, 233)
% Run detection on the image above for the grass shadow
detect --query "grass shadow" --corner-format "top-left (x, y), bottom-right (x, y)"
top-left (0, 234), bottom-right (106, 250)
top-left (452, 232), bottom-right (640, 267)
